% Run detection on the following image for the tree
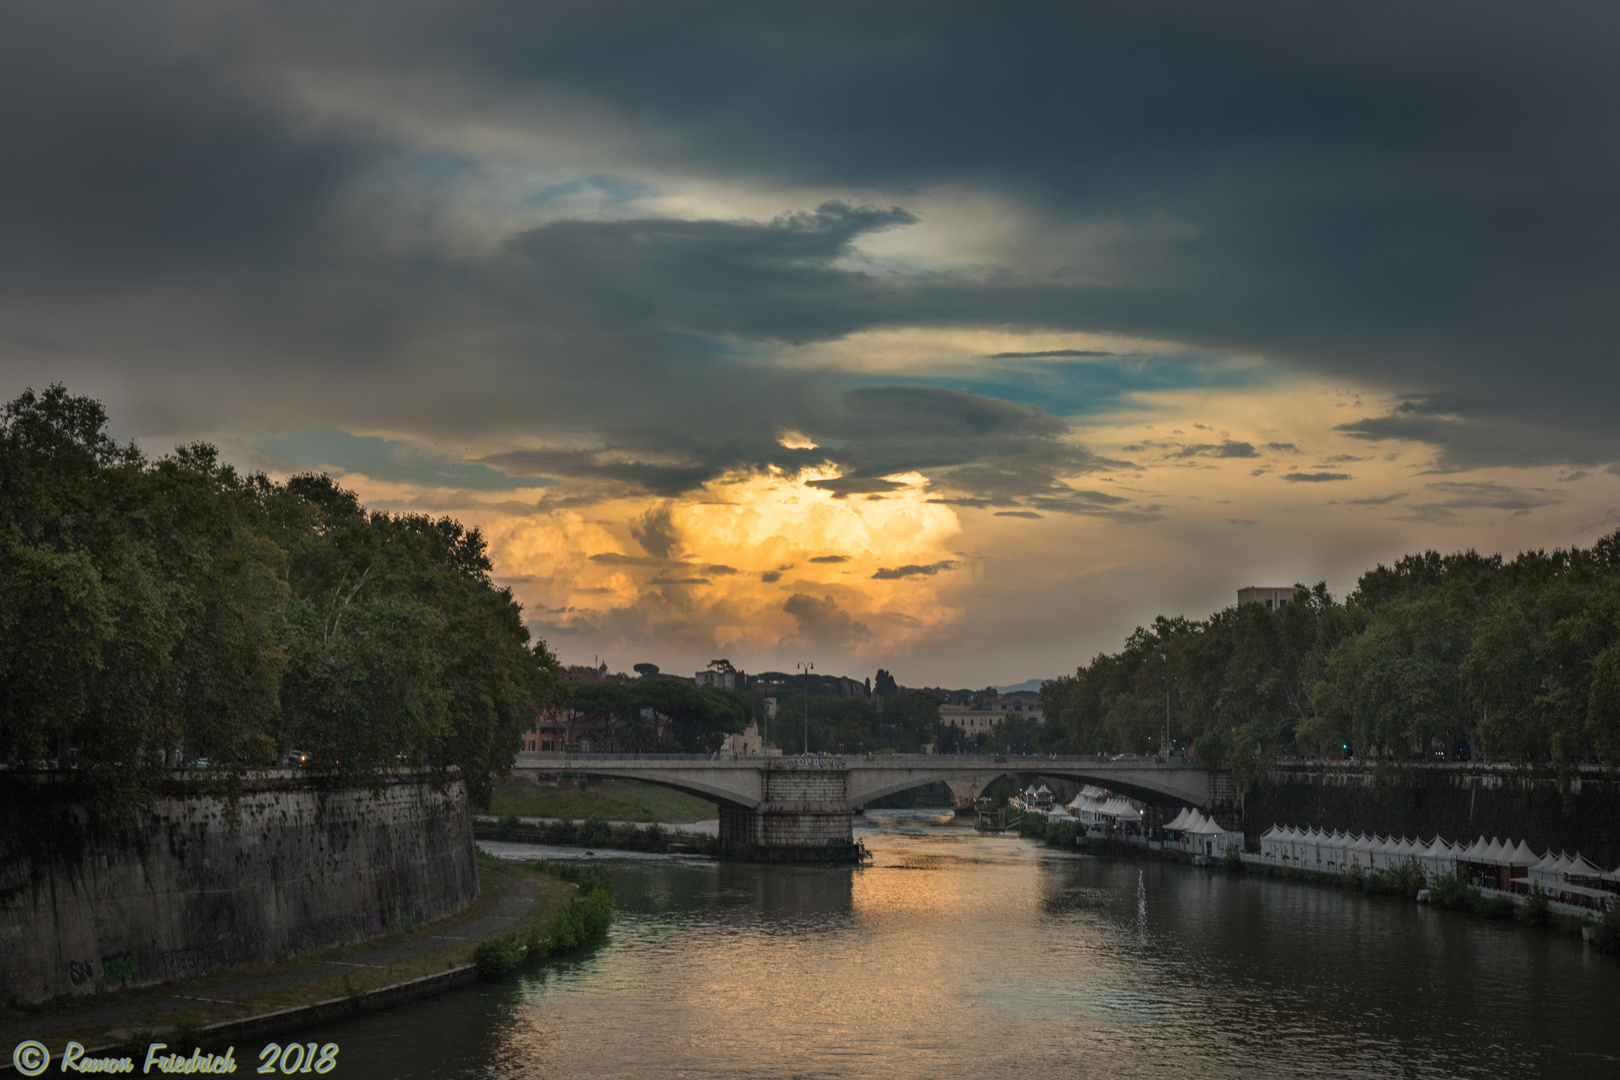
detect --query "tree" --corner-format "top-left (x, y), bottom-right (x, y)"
top-left (0, 386), bottom-right (567, 815)
top-left (879, 691), bottom-right (939, 752)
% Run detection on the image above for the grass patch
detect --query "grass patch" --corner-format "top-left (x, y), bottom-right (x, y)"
top-left (488, 781), bottom-right (717, 823)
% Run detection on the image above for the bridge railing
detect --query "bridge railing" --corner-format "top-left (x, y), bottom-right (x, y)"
top-left (535, 752), bottom-right (1204, 768)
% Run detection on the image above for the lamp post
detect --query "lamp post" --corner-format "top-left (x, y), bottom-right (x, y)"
top-left (1160, 652), bottom-right (1172, 759)
top-left (797, 661), bottom-right (814, 754)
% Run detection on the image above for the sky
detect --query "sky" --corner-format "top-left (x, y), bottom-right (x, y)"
top-left (4, 2), bottom-right (1619, 687)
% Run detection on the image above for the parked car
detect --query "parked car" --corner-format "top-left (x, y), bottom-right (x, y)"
top-left (1111, 752), bottom-right (1141, 762)
top-left (281, 749), bottom-right (311, 766)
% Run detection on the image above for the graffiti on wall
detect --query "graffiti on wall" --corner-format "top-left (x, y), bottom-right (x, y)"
top-left (100, 951), bottom-right (136, 986)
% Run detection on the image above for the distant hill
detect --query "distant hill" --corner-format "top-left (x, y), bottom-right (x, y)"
top-left (994, 678), bottom-right (1048, 694)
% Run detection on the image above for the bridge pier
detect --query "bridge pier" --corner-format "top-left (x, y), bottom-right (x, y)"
top-left (718, 762), bottom-right (857, 860)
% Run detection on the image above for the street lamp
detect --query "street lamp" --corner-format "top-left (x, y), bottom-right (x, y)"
top-left (1160, 652), bottom-right (1172, 759)
top-left (797, 661), bottom-right (814, 754)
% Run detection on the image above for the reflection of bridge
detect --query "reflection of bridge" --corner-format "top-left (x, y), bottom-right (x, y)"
top-left (511, 753), bottom-right (1228, 856)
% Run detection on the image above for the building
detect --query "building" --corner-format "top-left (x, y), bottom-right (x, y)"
top-left (939, 691), bottom-right (1044, 736)
top-left (522, 707), bottom-right (568, 755)
top-left (939, 704), bottom-right (1003, 736)
top-left (993, 690), bottom-right (1043, 722)
top-left (717, 720), bottom-right (780, 757)
top-left (695, 667), bottom-right (743, 689)
top-left (1238, 585), bottom-right (1299, 610)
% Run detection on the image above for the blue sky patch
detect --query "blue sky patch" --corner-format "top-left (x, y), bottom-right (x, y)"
top-left (249, 428), bottom-right (548, 491)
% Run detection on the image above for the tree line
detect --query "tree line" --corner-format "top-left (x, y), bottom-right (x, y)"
top-left (1038, 536), bottom-right (1620, 778)
top-left (0, 386), bottom-right (567, 811)
top-left (565, 678), bottom-right (946, 756)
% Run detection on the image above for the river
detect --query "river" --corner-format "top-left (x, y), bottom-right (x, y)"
top-left (324, 810), bottom-right (1620, 1078)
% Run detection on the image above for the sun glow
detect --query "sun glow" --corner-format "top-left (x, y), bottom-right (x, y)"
top-left (476, 467), bottom-right (967, 668)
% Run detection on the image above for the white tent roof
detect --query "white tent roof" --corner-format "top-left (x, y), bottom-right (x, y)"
top-left (1418, 837), bottom-right (1452, 860)
top-left (1261, 824), bottom-right (1282, 839)
top-left (1529, 850), bottom-right (1566, 875)
top-left (1164, 807), bottom-right (1193, 830)
top-left (1565, 853), bottom-right (1605, 878)
top-left (1504, 839), bottom-right (1539, 867)
top-left (1101, 798), bottom-right (1142, 821)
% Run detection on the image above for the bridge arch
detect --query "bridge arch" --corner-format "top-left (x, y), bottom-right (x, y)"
top-left (842, 763), bottom-right (1211, 810)
top-left (512, 759), bottom-right (764, 810)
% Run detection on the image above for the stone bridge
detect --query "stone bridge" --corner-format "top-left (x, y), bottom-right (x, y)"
top-left (511, 753), bottom-right (1225, 857)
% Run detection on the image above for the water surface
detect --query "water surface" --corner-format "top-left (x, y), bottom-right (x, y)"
top-left (326, 811), bottom-right (1620, 1078)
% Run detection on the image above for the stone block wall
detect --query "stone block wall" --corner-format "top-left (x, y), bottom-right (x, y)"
top-left (0, 773), bottom-right (478, 1005)
top-left (716, 764), bottom-right (855, 850)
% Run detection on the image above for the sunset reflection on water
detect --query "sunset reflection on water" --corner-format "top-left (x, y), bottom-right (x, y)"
top-left (325, 812), bottom-right (1620, 1079)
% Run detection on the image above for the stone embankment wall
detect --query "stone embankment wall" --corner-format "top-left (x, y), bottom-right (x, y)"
top-left (1245, 765), bottom-right (1620, 868)
top-left (0, 773), bottom-right (478, 1005)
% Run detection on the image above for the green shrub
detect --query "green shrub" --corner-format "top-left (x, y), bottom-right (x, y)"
top-left (1219, 846), bottom-right (1245, 872)
top-left (475, 876), bottom-right (616, 981)
top-left (577, 817), bottom-right (612, 846)
top-left (1587, 903), bottom-right (1620, 953)
top-left (1366, 859), bottom-right (1426, 898)
top-left (473, 935), bottom-right (525, 980)
top-left (1515, 886), bottom-right (1551, 926)
top-left (1482, 893), bottom-right (1518, 919)
top-left (1428, 868), bottom-right (1483, 912)
top-left (1044, 821), bottom-right (1081, 847)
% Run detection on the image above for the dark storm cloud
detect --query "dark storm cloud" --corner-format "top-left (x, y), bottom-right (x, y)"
top-left (1169, 441), bottom-right (1259, 460)
top-left (986, 349), bottom-right (1117, 360)
top-left (3, 1), bottom-right (1618, 477)
top-left (782, 593), bottom-right (870, 649)
top-left (1336, 396), bottom-right (1620, 471)
top-left (477, 382), bottom-right (1139, 516)
top-left (872, 561), bottom-right (959, 580)
top-left (503, 203), bottom-right (916, 344)
top-left (1395, 481), bottom-right (1564, 522)
top-left (1283, 472), bottom-right (1352, 483)
top-left (805, 477), bottom-right (908, 498)
top-left (631, 503), bottom-right (680, 558)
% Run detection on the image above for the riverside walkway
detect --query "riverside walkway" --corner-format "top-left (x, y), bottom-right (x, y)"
top-left (0, 863), bottom-right (566, 1064)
